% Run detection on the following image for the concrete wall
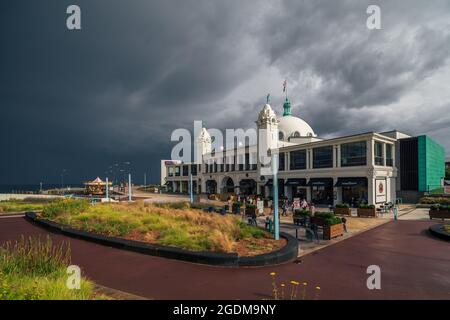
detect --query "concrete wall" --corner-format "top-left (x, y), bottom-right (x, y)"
top-left (0, 194), bottom-right (63, 201)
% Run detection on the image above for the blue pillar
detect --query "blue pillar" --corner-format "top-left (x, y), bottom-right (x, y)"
top-left (272, 153), bottom-right (279, 240)
top-left (190, 174), bottom-right (194, 203)
top-left (128, 173), bottom-right (132, 202)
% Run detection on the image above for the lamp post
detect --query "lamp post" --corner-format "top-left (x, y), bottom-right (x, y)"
top-left (128, 173), bottom-right (132, 202)
top-left (189, 173), bottom-right (193, 203)
top-left (105, 177), bottom-right (109, 201)
top-left (144, 173), bottom-right (147, 189)
top-left (271, 153), bottom-right (279, 240)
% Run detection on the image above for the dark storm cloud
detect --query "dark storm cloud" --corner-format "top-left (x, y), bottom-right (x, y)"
top-left (1, 0), bottom-right (449, 184)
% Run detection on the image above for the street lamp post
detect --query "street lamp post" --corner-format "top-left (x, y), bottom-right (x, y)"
top-left (128, 173), bottom-right (132, 202)
top-left (105, 177), bottom-right (109, 201)
top-left (271, 153), bottom-right (279, 240)
top-left (189, 173), bottom-right (193, 203)
top-left (144, 173), bottom-right (147, 189)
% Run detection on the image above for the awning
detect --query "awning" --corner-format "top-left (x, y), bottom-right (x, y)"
top-left (239, 179), bottom-right (256, 186)
top-left (307, 178), bottom-right (334, 187)
top-left (334, 177), bottom-right (367, 187)
top-left (285, 178), bottom-right (307, 186)
top-left (264, 179), bottom-right (284, 187)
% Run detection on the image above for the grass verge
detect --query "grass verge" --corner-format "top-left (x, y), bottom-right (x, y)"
top-left (40, 199), bottom-right (284, 255)
top-left (0, 235), bottom-right (97, 300)
top-left (0, 199), bottom-right (48, 213)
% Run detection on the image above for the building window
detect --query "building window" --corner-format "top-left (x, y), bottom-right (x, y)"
top-left (386, 144), bottom-right (393, 166)
top-left (175, 166), bottom-right (180, 177)
top-left (191, 165), bottom-right (197, 176)
top-left (168, 167), bottom-right (174, 177)
top-left (279, 131), bottom-right (284, 140)
top-left (290, 150), bottom-right (306, 170)
top-left (279, 153), bottom-right (285, 171)
top-left (313, 146), bottom-right (333, 168)
top-left (250, 153), bottom-right (257, 170)
top-left (182, 165), bottom-right (189, 176)
top-left (341, 141), bottom-right (367, 167)
top-left (214, 162), bottom-right (217, 172)
top-left (245, 153), bottom-right (250, 171)
top-left (375, 141), bottom-right (384, 166)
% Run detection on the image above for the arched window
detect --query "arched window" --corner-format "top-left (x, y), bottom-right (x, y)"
top-left (278, 131), bottom-right (284, 140)
top-left (293, 131), bottom-right (301, 138)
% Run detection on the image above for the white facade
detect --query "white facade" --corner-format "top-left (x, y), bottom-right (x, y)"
top-left (163, 101), bottom-right (401, 207)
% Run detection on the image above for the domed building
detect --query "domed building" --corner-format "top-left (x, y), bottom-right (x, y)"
top-left (277, 98), bottom-right (316, 141)
top-left (162, 92), bottom-right (445, 208)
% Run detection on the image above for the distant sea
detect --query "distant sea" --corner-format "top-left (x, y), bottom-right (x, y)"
top-left (0, 184), bottom-right (84, 194)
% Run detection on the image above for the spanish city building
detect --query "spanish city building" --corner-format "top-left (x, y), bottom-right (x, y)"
top-left (161, 97), bottom-right (445, 207)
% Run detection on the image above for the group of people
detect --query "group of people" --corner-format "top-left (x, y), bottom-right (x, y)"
top-left (280, 198), bottom-right (310, 216)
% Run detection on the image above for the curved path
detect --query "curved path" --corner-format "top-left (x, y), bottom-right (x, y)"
top-left (0, 216), bottom-right (449, 299)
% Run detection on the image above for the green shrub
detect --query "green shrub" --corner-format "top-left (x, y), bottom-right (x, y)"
top-left (294, 209), bottom-right (310, 217)
top-left (246, 204), bottom-right (257, 210)
top-left (237, 221), bottom-right (265, 239)
top-left (431, 205), bottom-right (450, 211)
top-left (41, 199), bottom-right (89, 219)
top-left (420, 197), bottom-right (450, 205)
top-left (359, 204), bottom-right (375, 209)
top-left (335, 203), bottom-right (350, 208)
top-left (315, 212), bottom-right (342, 226)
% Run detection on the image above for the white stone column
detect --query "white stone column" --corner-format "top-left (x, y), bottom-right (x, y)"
top-left (367, 176), bottom-right (375, 205)
top-left (383, 143), bottom-right (387, 166)
top-left (367, 140), bottom-right (375, 166)
top-left (391, 143), bottom-right (396, 167)
top-left (337, 144), bottom-right (341, 168)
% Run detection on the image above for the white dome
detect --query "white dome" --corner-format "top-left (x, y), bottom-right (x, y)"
top-left (278, 115), bottom-right (316, 140)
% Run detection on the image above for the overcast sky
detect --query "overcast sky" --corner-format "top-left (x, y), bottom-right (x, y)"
top-left (1, 0), bottom-right (449, 185)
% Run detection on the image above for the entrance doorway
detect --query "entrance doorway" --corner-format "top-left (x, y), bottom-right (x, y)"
top-left (222, 177), bottom-right (235, 193)
top-left (310, 178), bottom-right (334, 205)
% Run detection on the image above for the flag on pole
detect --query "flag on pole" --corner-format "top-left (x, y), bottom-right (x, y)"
top-left (283, 80), bottom-right (287, 92)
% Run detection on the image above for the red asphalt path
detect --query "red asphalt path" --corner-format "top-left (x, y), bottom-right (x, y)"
top-left (0, 217), bottom-right (448, 299)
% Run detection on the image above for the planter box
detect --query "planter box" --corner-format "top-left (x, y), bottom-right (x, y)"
top-left (357, 208), bottom-right (376, 217)
top-left (310, 216), bottom-right (327, 227)
top-left (323, 223), bottom-right (344, 240)
top-left (429, 210), bottom-right (450, 220)
top-left (335, 207), bottom-right (351, 216)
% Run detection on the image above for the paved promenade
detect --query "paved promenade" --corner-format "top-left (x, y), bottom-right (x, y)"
top-left (0, 213), bottom-right (448, 299)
